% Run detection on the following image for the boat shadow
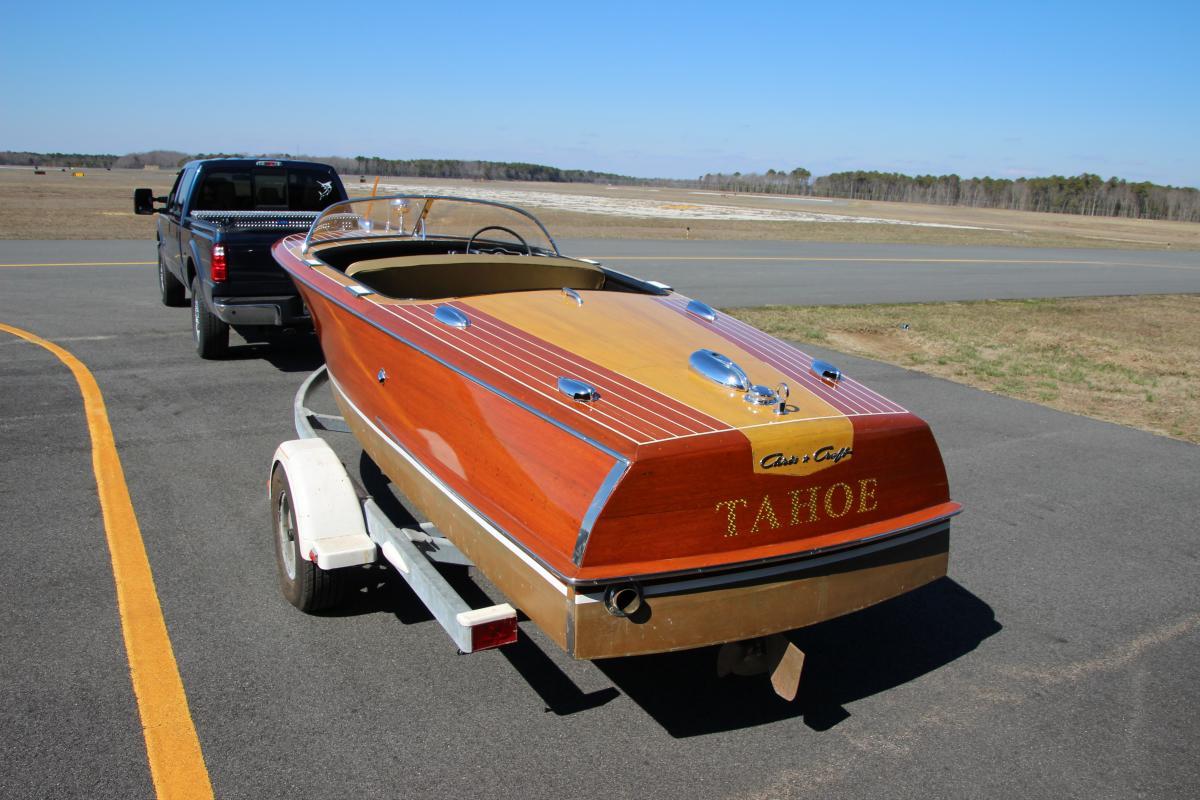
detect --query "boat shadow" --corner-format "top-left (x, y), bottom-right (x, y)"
top-left (594, 577), bottom-right (1000, 737)
top-left (330, 455), bottom-right (996, 727)
top-left (319, 452), bottom-right (622, 715)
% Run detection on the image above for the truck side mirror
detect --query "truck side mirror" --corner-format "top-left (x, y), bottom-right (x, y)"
top-left (134, 188), bottom-right (158, 215)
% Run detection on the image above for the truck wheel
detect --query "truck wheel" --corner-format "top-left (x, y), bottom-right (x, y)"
top-left (191, 276), bottom-right (229, 359)
top-left (158, 246), bottom-right (187, 307)
top-left (270, 464), bottom-right (345, 612)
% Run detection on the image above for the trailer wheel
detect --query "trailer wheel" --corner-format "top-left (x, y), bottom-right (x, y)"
top-left (271, 464), bottom-right (345, 612)
top-left (158, 245), bottom-right (187, 307)
top-left (191, 276), bottom-right (229, 359)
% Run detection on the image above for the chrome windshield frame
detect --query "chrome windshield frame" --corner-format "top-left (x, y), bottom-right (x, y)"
top-left (301, 194), bottom-right (561, 256)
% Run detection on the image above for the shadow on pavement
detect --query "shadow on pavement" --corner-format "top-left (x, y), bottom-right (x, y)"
top-left (595, 577), bottom-right (999, 737)
top-left (332, 458), bottom-right (994, 727)
top-left (319, 452), bottom-right (620, 716)
top-left (223, 330), bottom-right (325, 372)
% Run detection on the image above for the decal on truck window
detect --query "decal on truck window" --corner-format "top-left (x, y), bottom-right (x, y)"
top-left (317, 180), bottom-right (333, 201)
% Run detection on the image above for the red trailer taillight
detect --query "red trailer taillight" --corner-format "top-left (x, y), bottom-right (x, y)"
top-left (211, 244), bottom-right (227, 282)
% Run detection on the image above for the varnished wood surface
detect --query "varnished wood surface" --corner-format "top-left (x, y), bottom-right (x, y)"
top-left (275, 236), bottom-right (958, 585)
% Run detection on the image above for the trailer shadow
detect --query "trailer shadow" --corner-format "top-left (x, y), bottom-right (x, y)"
top-left (593, 577), bottom-right (999, 737)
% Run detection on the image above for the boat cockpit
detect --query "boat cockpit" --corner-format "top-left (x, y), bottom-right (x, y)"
top-left (300, 195), bottom-right (662, 301)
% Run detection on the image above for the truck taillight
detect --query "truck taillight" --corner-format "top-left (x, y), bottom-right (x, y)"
top-left (211, 245), bottom-right (227, 282)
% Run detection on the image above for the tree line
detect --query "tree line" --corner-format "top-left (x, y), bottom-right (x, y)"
top-left (4, 150), bottom-right (1197, 222)
top-left (810, 171), bottom-right (1200, 223)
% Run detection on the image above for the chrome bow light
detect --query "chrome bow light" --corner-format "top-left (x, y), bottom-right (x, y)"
top-left (689, 349), bottom-right (751, 392)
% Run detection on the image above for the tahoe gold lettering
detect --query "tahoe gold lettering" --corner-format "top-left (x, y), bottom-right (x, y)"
top-left (824, 482), bottom-right (853, 518)
top-left (717, 477), bottom-right (881, 539)
top-left (788, 487), bottom-right (820, 525)
top-left (715, 498), bottom-right (748, 537)
top-left (857, 478), bottom-right (879, 512)
top-left (750, 495), bottom-right (781, 534)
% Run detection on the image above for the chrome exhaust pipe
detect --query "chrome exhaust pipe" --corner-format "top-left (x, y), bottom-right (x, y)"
top-left (603, 583), bottom-right (643, 617)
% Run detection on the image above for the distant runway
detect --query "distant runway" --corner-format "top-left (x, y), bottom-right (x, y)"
top-left (2, 239), bottom-right (1198, 306)
top-left (562, 239), bottom-right (1200, 306)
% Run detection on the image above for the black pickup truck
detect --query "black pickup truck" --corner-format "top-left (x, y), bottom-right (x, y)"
top-left (135, 158), bottom-right (347, 358)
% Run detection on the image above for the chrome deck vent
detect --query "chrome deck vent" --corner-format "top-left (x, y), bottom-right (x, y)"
top-left (811, 360), bottom-right (842, 383)
top-left (434, 305), bottom-right (470, 328)
top-left (558, 377), bottom-right (600, 402)
top-left (689, 350), bottom-right (751, 392)
top-left (686, 299), bottom-right (717, 322)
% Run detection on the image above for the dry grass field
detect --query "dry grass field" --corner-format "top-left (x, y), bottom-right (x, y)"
top-left (3, 167), bottom-right (1199, 249)
top-left (728, 295), bottom-right (1200, 444)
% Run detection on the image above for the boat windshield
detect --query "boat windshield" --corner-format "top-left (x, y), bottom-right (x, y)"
top-left (303, 195), bottom-right (559, 255)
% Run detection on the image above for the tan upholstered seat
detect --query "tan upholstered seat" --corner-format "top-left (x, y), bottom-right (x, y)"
top-left (344, 254), bottom-right (605, 300)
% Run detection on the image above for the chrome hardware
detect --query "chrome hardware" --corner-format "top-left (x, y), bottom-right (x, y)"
top-left (744, 384), bottom-right (778, 406)
top-left (603, 584), bottom-right (643, 618)
top-left (344, 283), bottom-right (375, 297)
top-left (811, 360), bottom-right (842, 383)
top-left (434, 305), bottom-right (470, 328)
top-left (558, 377), bottom-right (600, 402)
top-left (376, 368), bottom-right (387, 384)
top-left (685, 299), bottom-right (717, 322)
top-left (646, 280), bottom-right (673, 292)
top-left (689, 349), bottom-right (751, 392)
top-left (561, 287), bottom-right (583, 306)
top-left (774, 381), bottom-right (791, 415)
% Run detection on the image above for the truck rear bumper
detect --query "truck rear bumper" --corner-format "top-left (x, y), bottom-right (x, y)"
top-left (211, 295), bottom-right (310, 327)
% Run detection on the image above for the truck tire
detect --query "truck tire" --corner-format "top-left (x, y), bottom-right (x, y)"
top-left (158, 246), bottom-right (187, 307)
top-left (270, 464), bottom-right (345, 612)
top-left (191, 276), bottom-right (229, 359)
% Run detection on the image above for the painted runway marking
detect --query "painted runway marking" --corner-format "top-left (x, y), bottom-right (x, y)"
top-left (0, 322), bottom-right (213, 800)
top-left (587, 255), bottom-right (1199, 270)
top-left (0, 260), bottom-right (155, 267)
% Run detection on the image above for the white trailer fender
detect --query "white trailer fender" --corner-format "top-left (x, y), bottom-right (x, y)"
top-left (270, 438), bottom-right (377, 569)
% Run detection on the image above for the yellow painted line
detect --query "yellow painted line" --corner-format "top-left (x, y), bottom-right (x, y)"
top-left (0, 322), bottom-right (213, 800)
top-left (0, 261), bottom-right (155, 267)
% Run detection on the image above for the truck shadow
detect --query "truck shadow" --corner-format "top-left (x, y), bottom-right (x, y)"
top-left (594, 577), bottom-right (999, 737)
top-left (223, 331), bottom-right (325, 372)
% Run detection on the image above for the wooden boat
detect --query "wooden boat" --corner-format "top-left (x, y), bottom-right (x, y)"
top-left (272, 196), bottom-right (961, 660)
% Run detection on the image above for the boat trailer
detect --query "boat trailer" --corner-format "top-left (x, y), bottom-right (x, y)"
top-left (270, 365), bottom-right (518, 653)
top-left (270, 366), bottom-right (805, 698)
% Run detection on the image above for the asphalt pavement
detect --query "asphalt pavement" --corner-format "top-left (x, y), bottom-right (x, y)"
top-left (0, 245), bottom-right (1198, 799)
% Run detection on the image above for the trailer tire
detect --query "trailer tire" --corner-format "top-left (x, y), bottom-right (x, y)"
top-left (271, 464), bottom-right (345, 612)
top-left (158, 245), bottom-right (187, 307)
top-left (191, 275), bottom-right (229, 359)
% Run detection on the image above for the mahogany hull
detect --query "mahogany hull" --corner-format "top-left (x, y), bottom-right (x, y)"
top-left (273, 233), bottom-right (961, 657)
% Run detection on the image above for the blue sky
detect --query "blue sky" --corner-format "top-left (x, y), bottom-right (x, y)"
top-left (2, 0), bottom-right (1197, 185)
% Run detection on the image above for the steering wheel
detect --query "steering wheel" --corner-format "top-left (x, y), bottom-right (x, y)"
top-left (466, 225), bottom-right (531, 256)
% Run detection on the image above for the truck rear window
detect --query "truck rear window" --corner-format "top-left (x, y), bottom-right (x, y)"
top-left (191, 169), bottom-right (339, 212)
